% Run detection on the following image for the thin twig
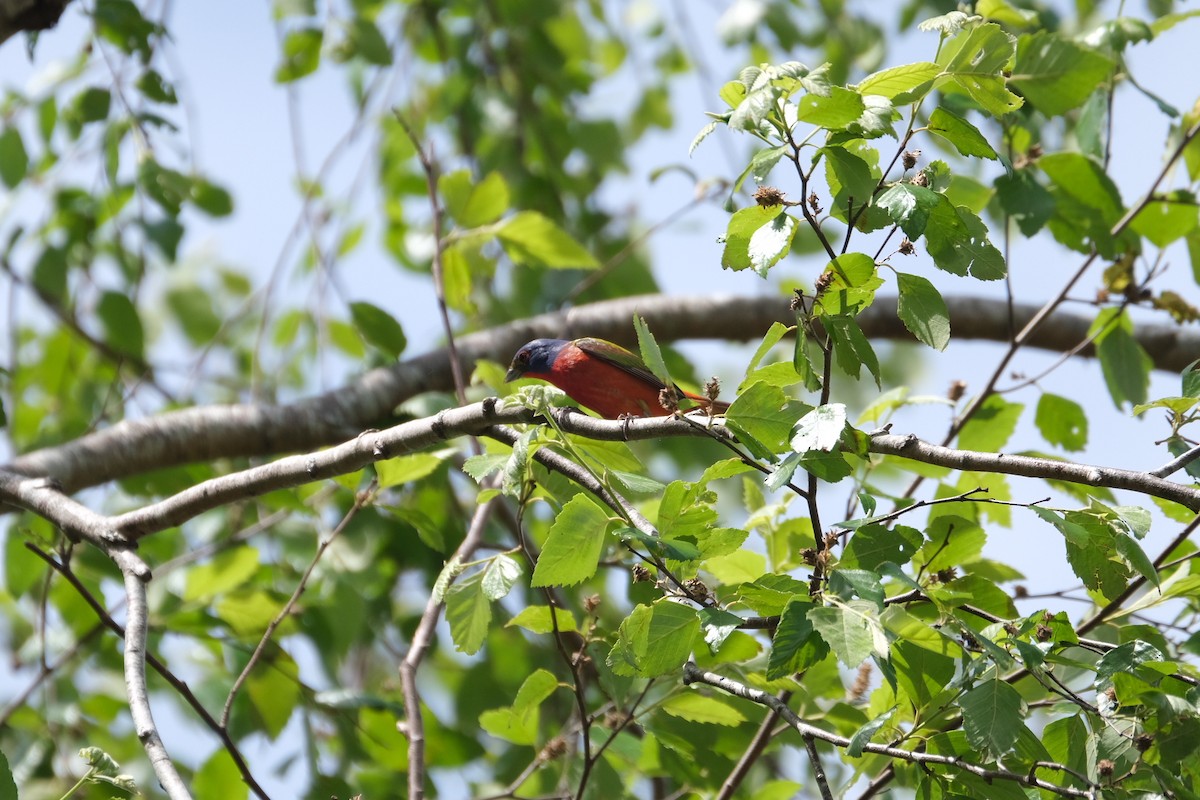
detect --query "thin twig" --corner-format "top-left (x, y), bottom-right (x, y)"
top-left (1150, 443), bottom-right (1200, 479)
top-left (221, 481), bottom-right (377, 728)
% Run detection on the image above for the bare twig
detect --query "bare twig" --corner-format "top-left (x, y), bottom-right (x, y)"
top-left (1150, 443), bottom-right (1200, 479)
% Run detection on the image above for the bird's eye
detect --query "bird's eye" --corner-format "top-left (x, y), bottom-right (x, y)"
top-left (516, 349), bottom-right (530, 365)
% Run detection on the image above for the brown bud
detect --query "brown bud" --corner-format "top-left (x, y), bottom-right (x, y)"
top-left (583, 594), bottom-right (601, 613)
top-left (814, 269), bottom-right (834, 295)
top-left (754, 185), bottom-right (786, 207)
top-left (808, 192), bottom-right (822, 214)
top-left (961, 633), bottom-right (979, 651)
top-left (632, 564), bottom-right (652, 583)
top-left (1134, 733), bottom-right (1153, 752)
top-left (902, 149), bottom-right (921, 170)
top-left (898, 238), bottom-right (915, 255)
top-left (935, 567), bottom-right (957, 583)
top-left (1028, 143), bottom-right (1043, 159)
top-left (1095, 287), bottom-right (1110, 303)
top-left (1097, 759), bottom-right (1114, 777)
top-left (800, 547), bottom-right (819, 566)
top-left (849, 662), bottom-right (872, 701)
top-left (790, 289), bottom-right (805, 312)
top-left (911, 170), bottom-right (929, 187)
top-left (684, 577), bottom-right (710, 600)
top-left (1013, 584), bottom-right (1028, 598)
top-left (705, 376), bottom-right (722, 403)
top-left (541, 737), bottom-right (569, 761)
top-left (1035, 624), bottom-right (1052, 642)
top-left (1003, 622), bottom-right (1019, 636)
top-left (947, 380), bottom-right (967, 402)
top-left (1042, 610), bottom-right (1054, 621)
top-left (658, 386), bottom-right (680, 413)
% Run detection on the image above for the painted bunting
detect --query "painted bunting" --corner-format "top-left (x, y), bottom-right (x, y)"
top-left (504, 337), bottom-right (729, 419)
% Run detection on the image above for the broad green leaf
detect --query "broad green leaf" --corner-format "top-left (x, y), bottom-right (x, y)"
top-left (1035, 393), bottom-right (1088, 451)
top-left (925, 197), bottom-right (1006, 280)
top-left (1130, 191), bottom-right (1200, 248)
top-left (0, 127), bottom-right (29, 188)
top-left (0, 740), bottom-right (16, 800)
top-left (722, 205), bottom-right (788, 273)
top-left (97, 290), bottom-right (145, 359)
top-left (807, 600), bottom-right (887, 666)
top-left (167, 286), bottom-right (222, 345)
top-left (794, 86), bottom-right (865, 128)
top-left (531, 494), bottom-right (610, 587)
top-left (840, 523), bottom-right (922, 570)
top-left (814, 252), bottom-right (884, 315)
top-left (790, 403), bottom-right (847, 454)
top-left (822, 145), bottom-right (877, 211)
top-left (441, 170), bottom-right (510, 228)
top-left (661, 693), bottom-right (747, 726)
top-left (892, 640), bottom-right (956, 709)
top-left (336, 16), bottom-right (392, 65)
top-left (960, 678), bottom-right (1025, 758)
top-left (914, 515), bottom-right (986, 574)
top-left (746, 210), bottom-right (796, 277)
top-left (876, 183), bottom-right (939, 238)
top-left (377, 451), bottom-right (451, 487)
top-left (246, 648), bottom-right (300, 739)
top-left (184, 547), bottom-right (260, 602)
top-left (927, 106), bottom-right (997, 159)
top-left (617, 526), bottom-right (702, 562)
top-left (880, 607), bottom-right (963, 657)
top-left (506, 605), bottom-right (578, 634)
top-left (738, 573), bottom-right (809, 616)
top-left (1011, 31), bottom-right (1114, 115)
top-left (895, 272), bottom-right (950, 351)
top-left (191, 179), bottom-right (233, 216)
top-left (445, 574), bottom-right (491, 654)
top-left (350, 301), bottom-right (407, 359)
top-left (958, 395), bottom-right (1023, 452)
top-left (1091, 308), bottom-right (1152, 409)
top-left (194, 750), bottom-right (247, 800)
top-left (995, 168), bottom-right (1056, 237)
top-left (481, 554), bottom-right (522, 600)
top-left (726, 380), bottom-right (806, 460)
top-left (824, 314), bottom-right (881, 386)
top-left (513, 668), bottom-right (559, 717)
top-left (497, 211), bottom-right (599, 269)
top-left (32, 247), bottom-right (68, 302)
top-left (607, 601), bottom-right (700, 677)
top-left (1039, 153), bottom-right (1124, 228)
top-left (933, 24), bottom-right (1022, 115)
top-left (856, 61), bottom-right (940, 101)
top-left (275, 27), bottom-right (323, 82)
top-left (766, 598), bottom-right (830, 679)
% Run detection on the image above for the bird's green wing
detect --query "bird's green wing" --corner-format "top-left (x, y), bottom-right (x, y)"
top-left (574, 337), bottom-right (669, 391)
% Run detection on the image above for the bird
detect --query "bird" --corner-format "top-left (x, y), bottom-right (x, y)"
top-left (504, 337), bottom-right (729, 419)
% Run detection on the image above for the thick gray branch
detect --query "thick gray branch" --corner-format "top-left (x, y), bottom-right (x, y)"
top-left (870, 432), bottom-right (1200, 512)
top-left (7, 294), bottom-right (1198, 495)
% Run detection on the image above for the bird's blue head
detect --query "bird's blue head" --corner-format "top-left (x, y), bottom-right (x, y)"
top-left (505, 338), bottom-right (569, 382)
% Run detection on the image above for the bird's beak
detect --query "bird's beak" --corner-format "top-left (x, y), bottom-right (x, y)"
top-left (504, 366), bottom-right (522, 383)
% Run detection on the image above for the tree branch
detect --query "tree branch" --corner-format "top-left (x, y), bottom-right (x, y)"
top-left (8, 293), bottom-right (1198, 495)
top-left (682, 662), bottom-right (1099, 799)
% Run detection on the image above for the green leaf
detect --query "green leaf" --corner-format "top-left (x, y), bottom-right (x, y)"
top-left (246, 648), bottom-right (300, 739)
top-left (661, 693), bottom-right (747, 726)
top-left (184, 547), bottom-right (261, 602)
top-left (847, 707), bottom-right (895, 757)
top-left (925, 197), bottom-right (1006, 280)
top-left (32, 246), bottom-right (68, 302)
top-left (480, 554), bottom-right (522, 600)
top-left (766, 598), bottom-right (830, 679)
top-left (530, 494), bottom-right (610, 587)
top-left (790, 403), bottom-right (847, 454)
top-left (452, 171), bottom-right (510, 228)
top-left (725, 380), bottom-right (806, 459)
top-left (191, 179), bottom-right (233, 216)
top-left (276, 27), bottom-right (323, 82)
top-left (350, 300), bottom-right (407, 359)
top-left (856, 61), bottom-right (940, 102)
top-left (722, 205), bottom-right (791, 273)
top-left (338, 17), bottom-right (392, 65)
top-left (823, 145), bottom-right (877, 212)
top-left (995, 168), bottom-right (1056, 237)
top-left (895, 272), bottom-right (950, 351)
top-left (445, 573), bottom-right (491, 654)
top-left (960, 678), bottom-right (1025, 758)
top-left (746, 210), bottom-right (796, 277)
top-left (74, 87), bottom-right (112, 123)
top-left (506, 605), bottom-right (578, 634)
top-left (1011, 30), bottom-right (1115, 115)
top-left (1039, 152), bottom-right (1124, 228)
top-left (841, 523), bottom-right (922, 570)
top-left (958, 395), bottom-right (1023, 452)
top-left (136, 68), bottom-right (178, 104)
top-left (633, 314), bottom-right (673, 390)
top-left (377, 450), bottom-right (451, 487)
top-left (824, 314), bottom-right (881, 386)
top-left (194, 750), bottom-right (247, 800)
top-left (876, 183), bottom-right (940, 238)
top-left (0, 741), bottom-right (17, 800)
top-left (927, 106), bottom-right (997, 160)
top-left (1130, 190), bottom-right (1200, 248)
top-left (97, 291), bottom-right (145, 359)
top-left (892, 640), bottom-right (956, 708)
top-left (1091, 308), bottom-right (1152, 410)
top-left (1035, 393), bottom-right (1088, 451)
top-left (0, 127), bottom-right (29, 189)
top-left (934, 24), bottom-right (1023, 115)
top-left (497, 211), bottom-right (598, 269)
top-left (794, 86), bottom-right (865, 129)
top-left (1183, 358), bottom-right (1200, 398)
top-left (607, 601), bottom-right (699, 677)
top-left (914, 515), bottom-right (986, 574)
top-left (814, 252), bottom-right (884, 315)
top-left (807, 600), bottom-right (887, 666)
top-left (166, 286), bottom-right (222, 345)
